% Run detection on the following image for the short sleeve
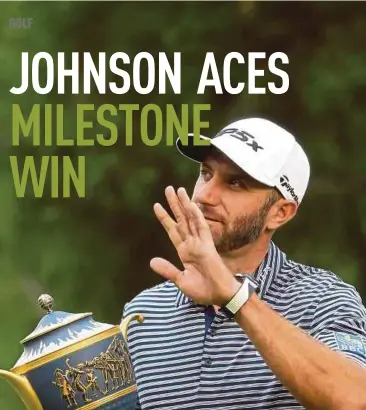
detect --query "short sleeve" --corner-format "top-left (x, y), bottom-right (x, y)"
top-left (310, 282), bottom-right (366, 368)
top-left (122, 301), bottom-right (131, 318)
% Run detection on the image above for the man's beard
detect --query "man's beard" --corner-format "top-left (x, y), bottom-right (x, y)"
top-left (212, 201), bottom-right (272, 254)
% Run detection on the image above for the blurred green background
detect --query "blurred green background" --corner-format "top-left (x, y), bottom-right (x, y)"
top-left (1, 1), bottom-right (366, 408)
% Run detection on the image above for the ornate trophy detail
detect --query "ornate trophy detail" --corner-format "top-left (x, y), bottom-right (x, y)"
top-left (0, 294), bottom-right (144, 410)
top-left (38, 294), bottom-right (54, 314)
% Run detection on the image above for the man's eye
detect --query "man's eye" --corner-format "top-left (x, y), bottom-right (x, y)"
top-left (200, 169), bottom-right (211, 181)
top-left (229, 179), bottom-right (244, 188)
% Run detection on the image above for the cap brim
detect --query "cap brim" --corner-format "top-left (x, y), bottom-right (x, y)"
top-left (176, 133), bottom-right (214, 163)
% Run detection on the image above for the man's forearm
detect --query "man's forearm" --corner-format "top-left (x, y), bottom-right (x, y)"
top-left (236, 293), bottom-right (366, 410)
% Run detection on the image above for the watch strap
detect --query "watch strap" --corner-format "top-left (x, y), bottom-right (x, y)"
top-left (222, 275), bottom-right (259, 317)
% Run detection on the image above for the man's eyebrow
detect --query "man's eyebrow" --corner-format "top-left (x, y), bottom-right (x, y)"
top-left (201, 162), bottom-right (246, 178)
top-left (223, 171), bottom-right (245, 179)
top-left (201, 161), bottom-right (212, 170)
top-left (201, 162), bottom-right (263, 186)
top-left (226, 170), bottom-right (264, 187)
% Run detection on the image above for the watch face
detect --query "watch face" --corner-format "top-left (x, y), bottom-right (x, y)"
top-left (235, 274), bottom-right (259, 290)
top-left (235, 273), bottom-right (248, 282)
top-left (248, 277), bottom-right (260, 290)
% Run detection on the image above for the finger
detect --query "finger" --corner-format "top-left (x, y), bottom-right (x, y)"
top-left (190, 202), bottom-right (214, 240)
top-left (177, 187), bottom-right (191, 210)
top-left (150, 257), bottom-right (183, 283)
top-left (177, 187), bottom-right (198, 236)
top-left (165, 186), bottom-right (190, 235)
top-left (176, 187), bottom-right (210, 237)
top-left (153, 203), bottom-right (185, 247)
top-left (153, 202), bottom-right (176, 233)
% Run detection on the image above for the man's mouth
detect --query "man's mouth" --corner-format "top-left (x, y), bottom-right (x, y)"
top-left (195, 203), bottom-right (223, 223)
top-left (203, 215), bottom-right (222, 223)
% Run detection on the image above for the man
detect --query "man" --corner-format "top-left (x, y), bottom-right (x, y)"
top-left (123, 118), bottom-right (366, 410)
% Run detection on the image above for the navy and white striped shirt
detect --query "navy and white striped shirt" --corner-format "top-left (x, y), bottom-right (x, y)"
top-left (123, 242), bottom-right (366, 409)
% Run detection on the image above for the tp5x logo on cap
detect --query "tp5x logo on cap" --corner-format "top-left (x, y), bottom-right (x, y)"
top-left (213, 128), bottom-right (264, 153)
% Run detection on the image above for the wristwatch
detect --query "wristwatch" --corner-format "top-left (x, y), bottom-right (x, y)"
top-left (222, 274), bottom-right (259, 317)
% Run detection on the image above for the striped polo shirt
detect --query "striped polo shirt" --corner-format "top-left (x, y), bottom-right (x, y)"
top-left (123, 241), bottom-right (366, 410)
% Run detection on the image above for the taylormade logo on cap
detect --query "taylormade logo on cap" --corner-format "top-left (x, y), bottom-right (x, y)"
top-left (176, 117), bottom-right (310, 205)
top-left (279, 175), bottom-right (300, 205)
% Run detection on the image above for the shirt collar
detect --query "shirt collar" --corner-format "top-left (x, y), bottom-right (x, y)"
top-left (175, 241), bottom-right (286, 308)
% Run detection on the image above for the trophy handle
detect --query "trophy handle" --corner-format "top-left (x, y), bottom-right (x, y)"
top-left (119, 313), bottom-right (144, 341)
top-left (0, 370), bottom-right (43, 410)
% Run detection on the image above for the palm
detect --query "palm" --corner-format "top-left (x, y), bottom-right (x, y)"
top-left (150, 186), bottom-right (238, 306)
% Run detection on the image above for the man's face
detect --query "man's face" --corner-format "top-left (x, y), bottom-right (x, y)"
top-left (191, 152), bottom-right (278, 254)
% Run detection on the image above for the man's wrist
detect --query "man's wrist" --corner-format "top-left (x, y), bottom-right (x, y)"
top-left (219, 278), bottom-right (242, 306)
top-left (207, 258), bottom-right (242, 306)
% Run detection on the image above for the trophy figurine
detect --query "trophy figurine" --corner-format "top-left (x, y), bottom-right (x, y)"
top-left (0, 294), bottom-right (144, 410)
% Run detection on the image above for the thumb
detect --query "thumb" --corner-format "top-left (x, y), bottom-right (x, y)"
top-left (150, 257), bottom-right (182, 282)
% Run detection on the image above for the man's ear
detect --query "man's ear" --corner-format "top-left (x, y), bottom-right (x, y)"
top-left (266, 199), bottom-right (298, 231)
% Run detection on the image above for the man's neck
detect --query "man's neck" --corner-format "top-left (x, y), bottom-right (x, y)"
top-left (211, 239), bottom-right (270, 313)
top-left (220, 238), bottom-right (271, 276)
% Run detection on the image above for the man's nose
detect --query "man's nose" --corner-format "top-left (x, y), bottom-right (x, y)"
top-left (194, 177), bottom-right (221, 206)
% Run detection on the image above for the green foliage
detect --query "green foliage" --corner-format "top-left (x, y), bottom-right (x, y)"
top-left (1, 2), bottom-right (366, 408)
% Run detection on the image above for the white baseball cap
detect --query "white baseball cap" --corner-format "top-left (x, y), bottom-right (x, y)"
top-left (176, 117), bottom-right (310, 205)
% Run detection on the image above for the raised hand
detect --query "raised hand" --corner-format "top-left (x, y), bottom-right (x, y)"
top-left (150, 186), bottom-right (240, 306)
